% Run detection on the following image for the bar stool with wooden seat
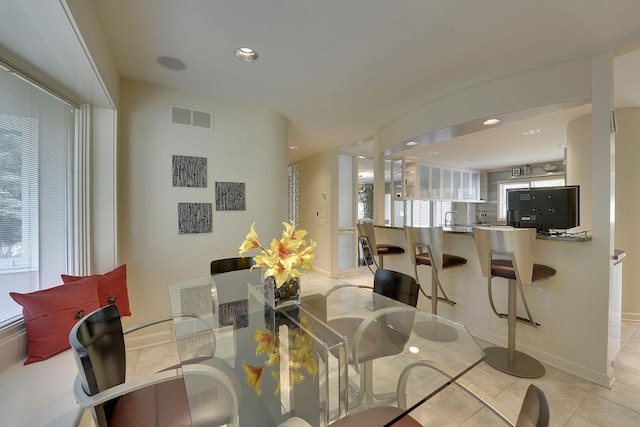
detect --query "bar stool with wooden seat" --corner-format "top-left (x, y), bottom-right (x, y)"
top-left (403, 225), bottom-right (467, 341)
top-left (357, 222), bottom-right (404, 274)
top-left (472, 226), bottom-right (555, 378)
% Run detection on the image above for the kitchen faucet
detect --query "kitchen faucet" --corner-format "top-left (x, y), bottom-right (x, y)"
top-left (444, 211), bottom-right (456, 227)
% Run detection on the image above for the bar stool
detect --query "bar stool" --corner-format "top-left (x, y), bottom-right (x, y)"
top-left (403, 226), bottom-right (467, 341)
top-left (356, 222), bottom-right (404, 274)
top-left (472, 226), bottom-right (555, 378)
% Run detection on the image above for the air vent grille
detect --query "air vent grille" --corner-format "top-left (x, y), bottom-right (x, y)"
top-left (171, 106), bottom-right (213, 130)
top-left (192, 110), bottom-right (211, 128)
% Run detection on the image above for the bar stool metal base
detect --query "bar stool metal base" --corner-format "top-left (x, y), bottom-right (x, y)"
top-left (484, 346), bottom-right (545, 378)
top-left (414, 319), bottom-right (458, 342)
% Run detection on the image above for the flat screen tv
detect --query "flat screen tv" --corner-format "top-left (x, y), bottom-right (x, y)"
top-left (506, 185), bottom-right (580, 233)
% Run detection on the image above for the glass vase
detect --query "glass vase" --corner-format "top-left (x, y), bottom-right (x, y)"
top-left (264, 275), bottom-right (301, 309)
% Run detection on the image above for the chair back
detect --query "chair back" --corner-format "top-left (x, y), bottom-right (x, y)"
top-left (472, 226), bottom-right (536, 285)
top-left (403, 226), bottom-right (445, 270)
top-left (373, 268), bottom-right (419, 307)
top-left (210, 256), bottom-right (255, 275)
top-left (69, 304), bottom-right (126, 426)
top-left (357, 222), bottom-right (379, 256)
top-left (372, 269), bottom-right (418, 350)
top-left (516, 384), bottom-right (550, 427)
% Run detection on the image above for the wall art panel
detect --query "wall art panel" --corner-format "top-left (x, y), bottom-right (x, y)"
top-left (215, 181), bottom-right (246, 211)
top-left (178, 202), bottom-right (212, 234)
top-left (173, 155), bottom-right (207, 187)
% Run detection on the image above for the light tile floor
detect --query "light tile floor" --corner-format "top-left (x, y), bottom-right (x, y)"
top-left (119, 268), bottom-right (640, 426)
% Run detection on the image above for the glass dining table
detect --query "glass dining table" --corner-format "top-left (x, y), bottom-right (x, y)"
top-left (167, 270), bottom-right (485, 427)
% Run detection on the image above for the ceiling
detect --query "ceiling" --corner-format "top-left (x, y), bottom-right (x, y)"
top-left (91, 1), bottom-right (640, 169)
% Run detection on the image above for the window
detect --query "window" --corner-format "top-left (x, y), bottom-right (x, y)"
top-left (497, 176), bottom-right (566, 221)
top-left (0, 66), bottom-right (76, 327)
top-left (288, 164), bottom-right (298, 225)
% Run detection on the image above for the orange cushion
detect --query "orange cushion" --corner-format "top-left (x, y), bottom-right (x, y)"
top-left (61, 264), bottom-right (131, 316)
top-left (10, 277), bottom-right (100, 364)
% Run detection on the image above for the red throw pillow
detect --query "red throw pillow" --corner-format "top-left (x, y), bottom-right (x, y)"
top-left (10, 277), bottom-right (100, 364)
top-left (61, 264), bottom-right (131, 316)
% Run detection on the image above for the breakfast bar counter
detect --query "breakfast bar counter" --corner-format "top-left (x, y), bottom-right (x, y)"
top-left (371, 224), bottom-right (616, 387)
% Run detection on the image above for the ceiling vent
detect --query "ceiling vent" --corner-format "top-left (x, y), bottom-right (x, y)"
top-left (171, 106), bottom-right (213, 130)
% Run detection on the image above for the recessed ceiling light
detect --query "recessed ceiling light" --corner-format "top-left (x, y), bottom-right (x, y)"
top-left (235, 47), bottom-right (259, 62)
top-left (406, 141), bottom-right (418, 146)
top-left (157, 56), bottom-right (186, 71)
top-left (289, 145), bottom-right (299, 150)
top-left (483, 118), bottom-right (500, 125)
top-left (429, 151), bottom-right (440, 155)
top-left (523, 129), bottom-right (541, 135)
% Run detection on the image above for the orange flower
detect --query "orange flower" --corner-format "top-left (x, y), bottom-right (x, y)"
top-left (242, 361), bottom-right (264, 395)
top-left (238, 221), bottom-right (315, 288)
top-left (271, 369), bottom-right (281, 396)
top-left (238, 222), bottom-right (261, 254)
top-left (243, 315), bottom-right (318, 396)
top-left (252, 327), bottom-right (275, 356)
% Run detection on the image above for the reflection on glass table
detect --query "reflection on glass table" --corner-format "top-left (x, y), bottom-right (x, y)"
top-left (168, 270), bottom-right (347, 427)
top-left (167, 270), bottom-right (485, 426)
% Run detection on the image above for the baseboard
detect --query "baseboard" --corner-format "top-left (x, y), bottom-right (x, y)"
top-left (622, 312), bottom-right (640, 322)
top-left (466, 326), bottom-right (613, 387)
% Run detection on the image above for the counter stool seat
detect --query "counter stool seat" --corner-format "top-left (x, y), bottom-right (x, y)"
top-left (472, 226), bottom-right (555, 378)
top-left (415, 253), bottom-right (468, 269)
top-left (376, 245), bottom-right (405, 256)
top-left (490, 259), bottom-right (556, 282)
top-left (357, 222), bottom-right (404, 273)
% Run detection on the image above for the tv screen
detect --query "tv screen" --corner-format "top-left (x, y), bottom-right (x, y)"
top-left (506, 185), bottom-right (580, 232)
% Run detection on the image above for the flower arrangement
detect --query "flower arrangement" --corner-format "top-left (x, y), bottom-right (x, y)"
top-left (242, 315), bottom-right (318, 396)
top-left (238, 221), bottom-right (316, 288)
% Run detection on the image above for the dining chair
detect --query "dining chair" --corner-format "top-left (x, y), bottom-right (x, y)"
top-left (69, 305), bottom-right (240, 427)
top-left (397, 358), bottom-right (549, 426)
top-left (326, 269), bottom-right (419, 407)
top-left (472, 226), bottom-right (555, 378)
top-left (357, 222), bottom-right (405, 273)
top-left (210, 256), bottom-right (255, 275)
top-left (403, 225), bottom-right (467, 341)
top-left (278, 384), bottom-right (550, 427)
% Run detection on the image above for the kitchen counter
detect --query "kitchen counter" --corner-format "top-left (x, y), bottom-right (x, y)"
top-left (371, 223), bottom-right (614, 387)
top-left (441, 225), bottom-right (592, 242)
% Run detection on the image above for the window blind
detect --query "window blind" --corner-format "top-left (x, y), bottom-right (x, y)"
top-left (0, 68), bottom-right (74, 326)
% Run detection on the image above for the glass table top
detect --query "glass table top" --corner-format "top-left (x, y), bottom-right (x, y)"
top-left (167, 270), bottom-right (485, 426)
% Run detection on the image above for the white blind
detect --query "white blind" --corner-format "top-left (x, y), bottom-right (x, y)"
top-left (0, 68), bottom-right (74, 326)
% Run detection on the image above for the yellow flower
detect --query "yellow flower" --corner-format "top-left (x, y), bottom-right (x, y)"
top-left (242, 361), bottom-right (264, 395)
top-left (252, 327), bottom-right (275, 356)
top-left (238, 221), bottom-right (315, 288)
top-left (238, 222), bottom-right (262, 255)
top-left (265, 349), bottom-right (280, 367)
top-left (243, 315), bottom-right (318, 396)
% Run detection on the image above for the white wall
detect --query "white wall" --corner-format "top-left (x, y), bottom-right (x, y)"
top-left (377, 56), bottom-right (592, 152)
top-left (616, 108), bottom-right (640, 320)
top-left (117, 79), bottom-right (289, 328)
top-left (297, 150), bottom-right (337, 276)
top-left (569, 107), bottom-right (640, 321)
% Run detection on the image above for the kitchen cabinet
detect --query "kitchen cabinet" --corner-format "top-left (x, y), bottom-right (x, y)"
top-left (402, 159), bottom-right (482, 202)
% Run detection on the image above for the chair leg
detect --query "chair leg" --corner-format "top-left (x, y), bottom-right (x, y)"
top-left (349, 362), bottom-right (397, 410)
top-left (413, 266), bottom-right (458, 342)
top-left (484, 278), bottom-right (545, 378)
